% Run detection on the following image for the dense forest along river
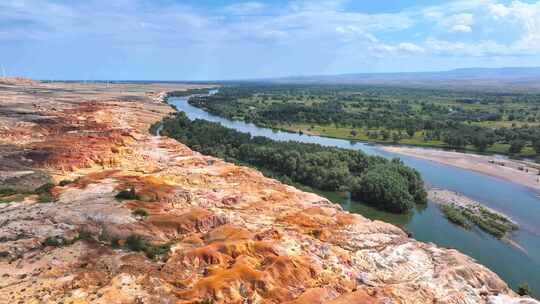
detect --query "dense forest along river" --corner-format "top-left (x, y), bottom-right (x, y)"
top-left (170, 94), bottom-right (540, 296)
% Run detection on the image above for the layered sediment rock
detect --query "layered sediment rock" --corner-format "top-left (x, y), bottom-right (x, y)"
top-left (0, 80), bottom-right (536, 304)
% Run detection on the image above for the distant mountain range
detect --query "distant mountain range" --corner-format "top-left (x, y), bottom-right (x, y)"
top-left (263, 67), bottom-right (540, 92)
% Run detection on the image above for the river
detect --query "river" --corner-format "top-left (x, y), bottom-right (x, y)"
top-left (169, 93), bottom-right (540, 296)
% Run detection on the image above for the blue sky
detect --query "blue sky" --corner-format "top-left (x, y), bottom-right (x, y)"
top-left (1, 0), bottom-right (540, 80)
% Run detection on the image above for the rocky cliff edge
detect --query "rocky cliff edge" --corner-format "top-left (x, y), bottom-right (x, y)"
top-left (0, 81), bottom-right (537, 304)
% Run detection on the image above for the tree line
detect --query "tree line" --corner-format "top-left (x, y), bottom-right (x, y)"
top-left (154, 112), bottom-right (427, 213)
top-left (188, 86), bottom-right (540, 156)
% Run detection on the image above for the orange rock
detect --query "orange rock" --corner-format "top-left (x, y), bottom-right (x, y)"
top-left (0, 80), bottom-right (534, 304)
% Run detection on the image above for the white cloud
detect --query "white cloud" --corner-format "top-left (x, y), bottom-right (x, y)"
top-left (425, 11), bottom-right (475, 33)
top-left (223, 2), bottom-right (266, 15)
top-left (371, 42), bottom-right (425, 55)
top-left (487, 1), bottom-right (540, 53)
top-left (398, 42), bottom-right (425, 53)
top-left (335, 25), bottom-right (378, 42)
top-left (451, 24), bottom-right (472, 33)
top-left (424, 38), bottom-right (509, 57)
top-left (490, 3), bottom-right (510, 18)
top-left (3, 0), bottom-right (540, 79)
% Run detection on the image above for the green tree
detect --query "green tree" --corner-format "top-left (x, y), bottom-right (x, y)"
top-left (382, 130), bottom-right (390, 141)
top-left (406, 127), bottom-right (416, 138)
top-left (352, 165), bottom-right (415, 213)
top-left (443, 132), bottom-right (467, 149)
top-left (532, 136), bottom-right (540, 155)
top-left (392, 132), bottom-right (401, 143)
top-left (509, 140), bottom-right (525, 154)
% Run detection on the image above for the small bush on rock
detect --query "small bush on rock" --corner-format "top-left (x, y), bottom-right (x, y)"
top-left (132, 208), bottom-right (148, 218)
top-left (115, 186), bottom-right (138, 201)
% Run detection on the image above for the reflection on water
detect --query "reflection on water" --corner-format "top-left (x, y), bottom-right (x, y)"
top-left (169, 95), bottom-right (540, 297)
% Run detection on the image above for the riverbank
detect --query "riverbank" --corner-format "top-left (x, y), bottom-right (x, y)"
top-left (383, 146), bottom-right (540, 193)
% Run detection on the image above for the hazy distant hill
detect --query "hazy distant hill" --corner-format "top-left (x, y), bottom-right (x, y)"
top-left (266, 67), bottom-right (540, 92)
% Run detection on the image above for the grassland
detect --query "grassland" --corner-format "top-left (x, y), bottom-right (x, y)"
top-left (275, 123), bottom-right (538, 157)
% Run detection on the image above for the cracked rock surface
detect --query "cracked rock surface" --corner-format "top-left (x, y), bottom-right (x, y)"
top-left (0, 80), bottom-right (537, 304)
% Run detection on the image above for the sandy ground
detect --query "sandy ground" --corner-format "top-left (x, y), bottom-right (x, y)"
top-left (382, 146), bottom-right (540, 193)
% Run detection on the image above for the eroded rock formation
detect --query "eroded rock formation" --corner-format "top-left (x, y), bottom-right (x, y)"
top-left (0, 80), bottom-right (537, 304)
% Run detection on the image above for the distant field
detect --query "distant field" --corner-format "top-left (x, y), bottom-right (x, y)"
top-left (188, 84), bottom-right (540, 159)
top-left (276, 123), bottom-right (537, 157)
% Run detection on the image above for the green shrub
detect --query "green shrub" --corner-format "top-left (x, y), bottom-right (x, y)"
top-left (43, 236), bottom-right (67, 247)
top-left (37, 192), bottom-right (55, 203)
top-left (35, 183), bottom-right (55, 194)
top-left (126, 235), bottom-right (147, 252)
top-left (517, 282), bottom-right (531, 296)
top-left (0, 188), bottom-right (17, 196)
top-left (74, 230), bottom-right (94, 242)
top-left (110, 237), bottom-right (121, 249)
top-left (59, 180), bottom-right (73, 186)
top-left (132, 208), bottom-right (148, 217)
top-left (115, 187), bottom-right (138, 201)
top-left (34, 182), bottom-right (56, 203)
top-left (125, 234), bottom-right (171, 259)
top-left (99, 229), bottom-right (111, 242)
top-left (145, 243), bottom-right (171, 259)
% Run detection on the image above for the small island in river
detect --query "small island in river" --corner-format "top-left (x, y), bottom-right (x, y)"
top-left (428, 188), bottom-right (518, 239)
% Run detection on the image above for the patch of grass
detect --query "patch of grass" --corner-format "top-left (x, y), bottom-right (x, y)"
top-left (0, 187), bottom-right (32, 204)
top-left (440, 204), bottom-right (517, 239)
top-left (440, 205), bottom-right (472, 229)
top-left (463, 210), bottom-right (509, 239)
top-left (132, 208), bottom-right (148, 218)
top-left (0, 188), bottom-right (18, 196)
top-left (477, 206), bottom-right (518, 229)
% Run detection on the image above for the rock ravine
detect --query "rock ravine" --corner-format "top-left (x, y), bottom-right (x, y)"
top-left (0, 80), bottom-right (537, 304)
